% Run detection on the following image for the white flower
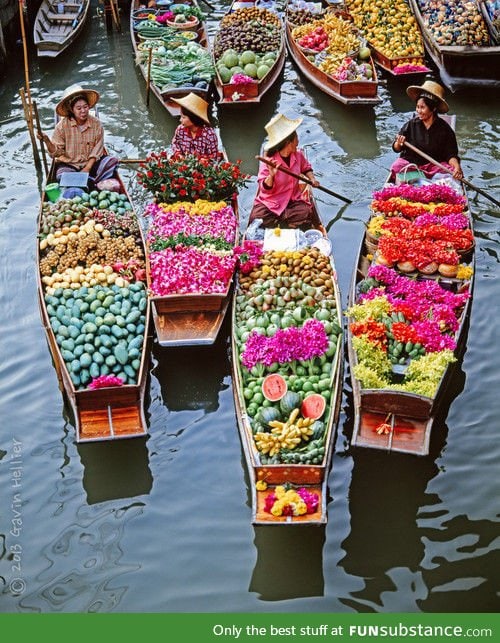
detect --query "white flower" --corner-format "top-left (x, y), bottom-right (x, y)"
top-left (231, 92), bottom-right (243, 101)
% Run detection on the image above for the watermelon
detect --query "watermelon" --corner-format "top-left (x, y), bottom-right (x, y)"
top-left (262, 374), bottom-right (287, 402)
top-left (301, 393), bottom-right (326, 420)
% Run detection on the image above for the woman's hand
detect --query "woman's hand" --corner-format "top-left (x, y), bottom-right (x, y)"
top-left (394, 135), bottom-right (406, 152)
top-left (451, 165), bottom-right (464, 180)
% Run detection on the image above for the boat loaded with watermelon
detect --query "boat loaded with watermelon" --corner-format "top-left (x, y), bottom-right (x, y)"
top-left (231, 207), bottom-right (343, 524)
top-left (36, 171), bottom-right (151, 442)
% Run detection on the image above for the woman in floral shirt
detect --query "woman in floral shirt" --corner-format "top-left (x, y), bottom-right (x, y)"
top-left (171, 93), bottom-right (219, 158)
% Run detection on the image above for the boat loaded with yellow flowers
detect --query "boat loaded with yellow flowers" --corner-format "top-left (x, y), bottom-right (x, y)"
top-left (130, 0), bottom-right (214, 117)
top-left (137, 151), bottom-right (248, 346)
top-left (212, 0), bottom-right (286, 105)
top-left (346, 172), bottom-right (474, 456)
top-left (37, 168), bottom-right (151, 442)
top-left (231, 202), bottom-right (343, 524)
top-left (284, 0), bottom-right (381, 105)
top-left (407, 0), bottom-right (500, 89)
top-left (343, 0), bottom-right (430, 77)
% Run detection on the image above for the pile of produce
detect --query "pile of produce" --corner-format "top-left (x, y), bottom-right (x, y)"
top-left (233, 241), bottom-right (343, 467)
top-left (213, 7), bottom-right (282, 86)
top-left (145, 199), bottom-right (238, 296)
top-left (347, 181), bottom-right (473, 398)
top-left (291, 12), bottom-right (375, 81)
top-left (344, 0), bottom-right (428, 71)
top-left (39, 191), bottom-right (148, 390)
top-left (416, 0), bottom-right (490, 46)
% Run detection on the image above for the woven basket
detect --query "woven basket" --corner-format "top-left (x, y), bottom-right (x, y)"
top-left (166, 16), bottom-right (199, 30)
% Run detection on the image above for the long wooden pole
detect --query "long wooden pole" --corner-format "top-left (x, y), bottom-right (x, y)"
top-left (109, 0), bottom-right (121, 33)
top-left (403, 141), bottom-right (500, 208)
top-left (146, 47), bottom-right (153, 107)
top-left (20, 87), bottom-right (41, 168)
top-left (18, 0), bottom-right (40, 165)
top-left (256, 155), bottom-right (352, 204)
top-left (119, 159), bottom-right (146, 164)
top-left (33, 100), bottom-right (49, 176)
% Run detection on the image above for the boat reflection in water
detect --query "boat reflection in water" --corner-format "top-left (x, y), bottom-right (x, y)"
top-left (249, 526), bottom-right (326, 601)
top-left (152, 318), bottom-right (231, 413)
top-left (78, 437), bottom-right (153, 505)
top-left (338, 367), bottom-right (466, 610)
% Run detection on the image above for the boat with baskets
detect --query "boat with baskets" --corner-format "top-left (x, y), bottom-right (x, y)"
top-left (346, 129), bottom-right (475, 456)
top-left (284, 1), bottom-right (381, 105)
top-left (130, 0), bottom-right (214, 117)
top-left (33, 0), bottom-right (91, 58)
top-left (231, 196), bottom-right (343, 524)
top-left (37, 163), bottom-right (151, 442)
top-left (342, 0), bottom-right (431, 78)
top-left (212, 0), bottom-right (286, 106)
top-left (407, 0), bottom-right (500, 89)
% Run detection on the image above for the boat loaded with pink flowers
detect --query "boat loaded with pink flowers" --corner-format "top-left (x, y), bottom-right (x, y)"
top-left (231, 198), bottom-right (344, 524)
top-left (36, 167), bottom-right (151, 442)
top-left (346, 177), bottom-right (474, 456)
top-left (137, 151), bottom-right (248, 346)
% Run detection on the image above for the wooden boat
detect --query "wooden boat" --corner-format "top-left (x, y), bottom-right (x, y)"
top-left (145, 191), bottom-right (240, 347)
top-left (36, 163), bottom-right (151, 442)
top-left (346, 143), bottom-right (474, 456)
top-left (130, 0), bottom-right (213, 117)
top-left (408, 0), bottom-right (500, 89)
top-left (231, 197), bottom-right (344, 524)
top-left (284, 2), bottom-right (381, 105)
top-left (342, 0), bottom-right (431, 78)
top-left (33, 0), bottom-right (91, 58)
top-left (212, 0), bottom-right (286, 106)
top-left (479, 0), bottom-right (500, 44)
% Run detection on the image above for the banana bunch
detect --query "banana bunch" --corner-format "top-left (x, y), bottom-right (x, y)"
top-left (254, 409), bottom-right (314, 456)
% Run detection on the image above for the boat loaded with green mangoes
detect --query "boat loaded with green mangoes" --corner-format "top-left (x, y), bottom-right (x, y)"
top-left (231, 199), bottom-right (343, 525)
top-left (37, 177), bottom-right (151, 442)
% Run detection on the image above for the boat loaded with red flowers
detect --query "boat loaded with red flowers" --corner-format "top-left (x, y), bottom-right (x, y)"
top-left (231, 199), bottom-right (344, 524)
top-left (137, 151), bottom-right (249, 346)
top-left (346, 178), bottom-right (474, 455)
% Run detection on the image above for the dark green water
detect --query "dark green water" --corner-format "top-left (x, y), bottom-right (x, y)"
top-left (0, 1), bottom-right (499, 613)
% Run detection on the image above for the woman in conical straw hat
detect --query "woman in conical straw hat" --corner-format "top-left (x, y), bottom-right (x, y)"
top-left (37, 84), bottom-right (119, 192)
top-left (170, 93), bottom-right (220, 158)
top-left (390, 78), bottom-right (464, 182)
top-left (249, 113), bottom-right (322, 230)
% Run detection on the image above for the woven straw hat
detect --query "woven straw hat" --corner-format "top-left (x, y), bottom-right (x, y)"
top-left (406, 80), bottom-right (449, 113)
top-left (171, 93), bottom-right (210, 124)
top-left (56, 84), bottom-right (100, 117)
top-left (263, 114), bottom-right (303, 152)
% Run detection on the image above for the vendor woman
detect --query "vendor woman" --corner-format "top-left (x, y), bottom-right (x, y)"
top-left (390, 79), bottom-right (464, 182)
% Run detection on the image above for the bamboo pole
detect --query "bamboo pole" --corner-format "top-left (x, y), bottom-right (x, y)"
top-left (256, 155), bottom-right (352, 204)
top-left (403, 141), bottom-right (500, 208)
top-left (20, 87), bottom-right (41, 168)
top-left (109, 0), bottom-right (121, 33)
top-left (33, 100), bottom-right (49, 176)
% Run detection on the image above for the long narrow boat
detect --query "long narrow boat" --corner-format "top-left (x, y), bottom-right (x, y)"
top-left (212, 0), bottom-right (286, 106)
top-left (33, 0), bottom-right (91, 58)
top-left (284, 2), bottom-right (381, 105)
top-left (37, 165), bottom-right (151, 442)
top-left (130, 0), bottom-right (213, 117)
top-left (231, 198), bottom-right (343, 524)
top-left (408, 0), bottom-right (500, 89)
top-left (342, 0), bottom-right (431, 78)
top-left (346, 138), bottom-right (474, 456)
top-left (478, 0), bottom-right (500, 44)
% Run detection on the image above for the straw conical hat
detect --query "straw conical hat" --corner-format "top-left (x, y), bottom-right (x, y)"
top-left (56, 84), bottom-right (100, 117)
top-left (171, 93), bottom-right (210, 124)
top-left (406, 80), bottom-right (449, 113)
top-left (263, 114), bottom-right (303, 152)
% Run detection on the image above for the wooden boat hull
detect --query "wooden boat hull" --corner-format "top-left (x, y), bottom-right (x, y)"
top-left (129, 0), bottom-right (212, 116)
top-left (231, 203), bottom-right (343, 524)
top-left (408, 0), bottom-right (500, 89)
top-left (285, 23), bottom-right (381, 105)
top-left (37, 167), bottom-right (151, 443)
top-left (347, 180), bottom-right (474, 456)
top-left (34, 0), bottom-right (90, 58)
top-left (212, 0), bottom-right (286, 106)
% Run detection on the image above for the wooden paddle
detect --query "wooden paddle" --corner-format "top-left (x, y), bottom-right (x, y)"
top-left (33, 100), bottom-right (49, 176)
top-left (119, 158), bottom-right (146, 164)
top-left (403, 141), bottom-right (500, 208)
top-left (146, 47), bottom-right (153, 107)
top-left (256, 155), bottom-right (352, 204)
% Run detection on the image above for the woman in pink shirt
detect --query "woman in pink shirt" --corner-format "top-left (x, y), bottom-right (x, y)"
top-left (170, 93), bottom-right (219, 158)
top-left (249, 114), bottom-right (321, 230)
